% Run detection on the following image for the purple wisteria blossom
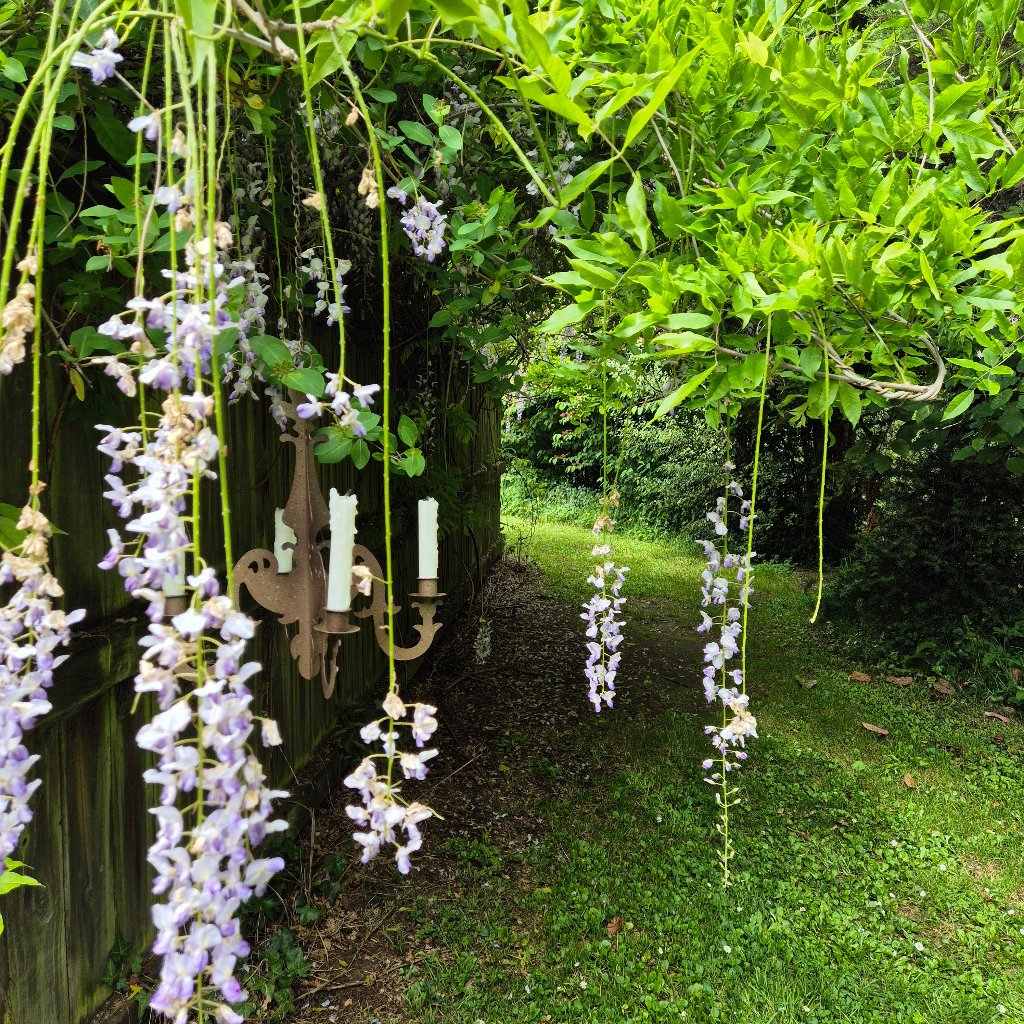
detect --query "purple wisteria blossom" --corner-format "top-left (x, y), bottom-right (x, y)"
top-left (70, 29), bottom-right (123, 85)
top-left (95, 227), bottom-right (286, 1024)
top-left (0, 509), bottom-right (84, 860)
top-left (344, 692), bottom-right (438, 874)
top-left (128, 112), bottom-right (161, 143)
top-left (698, 464), bottom-right (758, 876)
top-left (294, 373), bottom-right (379, 437)
top-left (299, 249), bottom-right (352, 326)
top-left (398, 195), bottom-right (448, 262)
top-left (581, 517), bottom-right (628, 712)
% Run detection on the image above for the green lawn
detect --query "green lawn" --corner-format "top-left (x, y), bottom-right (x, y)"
top-left (394, 518), bottom-right (1024, 1024)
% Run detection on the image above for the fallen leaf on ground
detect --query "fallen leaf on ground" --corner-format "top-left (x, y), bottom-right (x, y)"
top-left (932, 679), bottom-right (957, 696)
top-left (1013, 668), bottom-right (1022, 682)
top-left (862, 722), bottom-right (889, 738)
top-left (985, 711), bottom-right (1011, 724)
top-left (606, 915), bottom-right (624, 936)
top-left (904, 773), bottom-right (915, 788)
top-left (849, 671), bottom-right (872, 682)
top-left (886, 675), bottom-right (914, 687)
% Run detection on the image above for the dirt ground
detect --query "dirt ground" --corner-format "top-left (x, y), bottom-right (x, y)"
top-left (245, 555), bottom-right (696, 1024)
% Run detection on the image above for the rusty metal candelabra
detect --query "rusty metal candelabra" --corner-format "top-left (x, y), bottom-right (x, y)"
top-left (231, 394), bottom-right (444, 699)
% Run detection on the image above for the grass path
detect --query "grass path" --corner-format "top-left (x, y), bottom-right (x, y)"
top-left (275, 519), bottom-right (1024, 1024)
top-left (463, 520), bottom-right (1024, 1024)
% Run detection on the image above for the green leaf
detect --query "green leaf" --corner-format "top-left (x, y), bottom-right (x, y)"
top-left (0, 506), bottom-right (25, 551)
top-left (623, 60), bottom-right (689, 149)
top-left (383, 0), bottom-right (411, 35)
top-left (248, 335), bottom-right (291, 367)
top-left (1, 56), bottom-right (26, 83)
top-left (438, 124), bottom-right (462, 151)
top-left (106, 176), bottom-right (138, 209)
top-left (402, 449), bottom-right (426, 477)
top-left (798, 346), bottom-right (822, 378)
top-left (397, 415), bottom-right (419, 446)
top-left (942, 390), bottom-right (976, 421)
top-left (943, 118), bottom-right (1001, 159)
top-left (90, 100), bottom-right (135, 164)
top-left (623, 173), bottom-right (653, 252)
top-left (365, 87), bottom-right (397, 103)
top-left (552, 158), bottom-right (613, 209)
top-left (653, 366), bottom-right (715, 419)
top-left (837, 383), bottom-right (862, 427)
top-left (539, 300), bottom-right (600, 334)
top-left (280, 367), bottom-right (325, 397)
top-left (398, 120), bottom-right (434, 146)
top-left (70, 325), bottom-right (121, 357)
top-left (351, 439), bottom-right (371, 470)
top-left (933, 81), bottom-right (984, 121)
top-left (314, 429), bottom-right (352, 465)
top-left (84, 254), bottom-right (111, 273)
top-left (738, 31), bottom-right (769, 67)
top-left (0, 869), bottom-right (40, 896)
top-left (423, 94), bottom-right (442, 124)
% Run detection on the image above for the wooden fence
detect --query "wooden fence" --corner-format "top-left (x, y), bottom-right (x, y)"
top-left (0, 324), bottom-right (501, 1024)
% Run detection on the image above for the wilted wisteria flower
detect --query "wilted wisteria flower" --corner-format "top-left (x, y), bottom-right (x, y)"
top-left (0, 253), bottom-right (38, 376)
top-left (344, 692), bottom-right (438, 874)
top-left (581, 512), bottom-right (628, 712)
top-left (698, 463), bottom-right (757, 884)
top-left (0, 509), bottom-right (84, 861)
top-left (396, 194), bottom-right (448, 262)
top-left (95, 226), bottom-right (287, 1024)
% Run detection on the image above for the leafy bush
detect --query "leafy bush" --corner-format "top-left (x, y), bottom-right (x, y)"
top-left (504, 375), bottom-right (866, 561)
top-left (826, 446), bottom-right (1024, 645)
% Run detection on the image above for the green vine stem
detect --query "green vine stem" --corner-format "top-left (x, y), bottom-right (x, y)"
top-left (340, 49), bottom-right (399, 768)
top-left (291, 0), bottom-right (349, 380)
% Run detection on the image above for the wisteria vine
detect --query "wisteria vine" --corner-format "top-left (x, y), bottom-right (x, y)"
top-left (0, 508), bottom-right (84, 864)
top-left (94, 228), bottom-right (290, 1023)
top-left (344, 691), bottom-right (439, 873)
top-left (581, 511), bottom-right (628, 713)
top-left (697, 461), bottom-right (758, 885)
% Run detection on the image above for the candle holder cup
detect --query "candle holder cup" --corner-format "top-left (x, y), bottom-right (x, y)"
top-left (231, 392), bottom-right (445, 698)
top-left (316, 609), bottom-right (360, 636)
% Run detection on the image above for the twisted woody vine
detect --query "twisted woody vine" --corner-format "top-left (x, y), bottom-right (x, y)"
top-left (3, 0), bottom-right (1024, 1017)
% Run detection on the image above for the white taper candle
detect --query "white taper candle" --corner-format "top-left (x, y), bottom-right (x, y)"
top-left (418, 497), bottom-right (439, 580)
top-left (273, 508), bottom-right (297, 574)
top-left (164, 549), bottom-right (187, 597)
top-left (326, 490), bottom-right (358, 612)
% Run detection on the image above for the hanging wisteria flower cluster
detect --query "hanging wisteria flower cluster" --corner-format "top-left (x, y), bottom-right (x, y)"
top-left (697, 461), bottom-right (757, 883)
top-left (93, 221), bottom-right (288, 1021)
top-left (387, 187), bottom-right (449, 262)
top-left (0, 507), bottom-right (84, 862)
top-left (581, 511), bottom-right (628, 713)
top-left (298, 248), bottom-right (352, 327)
top-left (344, 691), bottom-right (438, 873)
top-left (295, 373), bottom-right (380, 428)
